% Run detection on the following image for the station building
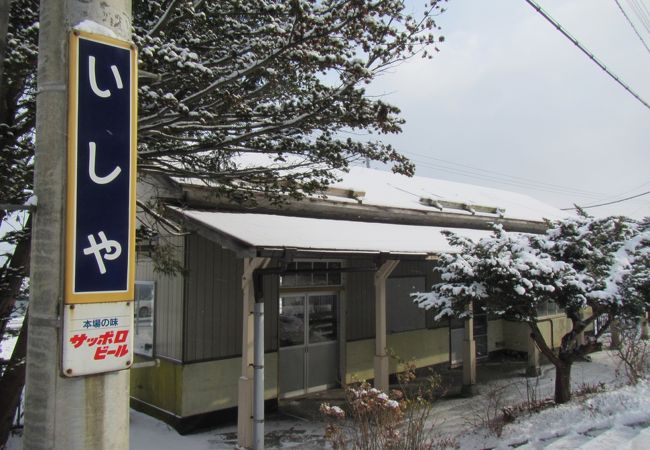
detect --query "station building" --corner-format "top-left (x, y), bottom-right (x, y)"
top-left (130, 166), bottom-right (571, 443)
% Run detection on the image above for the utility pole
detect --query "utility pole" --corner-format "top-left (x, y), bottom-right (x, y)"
top-left (23, 1), bottom-right (133, 449)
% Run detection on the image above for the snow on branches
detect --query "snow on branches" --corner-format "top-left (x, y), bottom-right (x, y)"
top-left (1, 0), bottom-right (39, 209)
top-left (413, 216), bottom-right (650, 324)
top-left (133, 0), bottom-right (448, 202)
top-left (3, 0), bottom-right (448, 213)
top-left (412, 226), bottom-right (585, 322)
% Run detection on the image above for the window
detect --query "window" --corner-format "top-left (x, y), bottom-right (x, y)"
top-left (536, 300), bottom-right (561, 317)
top-left (280, 261), bottom-right (342, 288)
top-left (134, 281), bottom-right (155, 357)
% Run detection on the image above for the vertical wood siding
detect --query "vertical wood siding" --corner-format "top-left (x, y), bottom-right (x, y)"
top-left (183, 234), bottom-right (279, 362)
top-left (345, 259), bottom-right (376, 341)
top-left (184, 234), bottom-right (243, 361)
top-left (135, 235), bottom-right (184, 361)
top-left (345, 259), bottom-right (441, 341)
top-left (262, 272), bottom-right (279, 353)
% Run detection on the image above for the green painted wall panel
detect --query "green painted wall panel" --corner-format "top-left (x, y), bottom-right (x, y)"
top-left (181, 353), bottom-right (279, 417)
top-left (345, 328), bottom-right (450, 383)
top-left (502, 316), bottom-right (572, 352)
top-left (130, 357), bottom-right (182, 415)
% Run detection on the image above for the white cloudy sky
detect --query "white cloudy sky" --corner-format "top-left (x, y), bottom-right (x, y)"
top-left (367, 0), bottom-right (650, 218)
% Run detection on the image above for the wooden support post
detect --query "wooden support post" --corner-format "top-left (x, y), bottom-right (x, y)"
top-left (373, 260), bottom-right (399, 393)
top-left (461, 302), bottom-right (476, 395)
top-left (526, 333), bottom-right (541, 377)
top-left (641, 312), bottom-right (649, 340)
top-left (610, 316), bottom-right (621, 350)
top-left (237, 258), bottom-right (269, 449)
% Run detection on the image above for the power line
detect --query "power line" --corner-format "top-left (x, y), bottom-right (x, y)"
top-left (561, 190), bottom-right (650, 210)
top-left (627, 0), bottom-right (650, 35)
top-left (639, 0), bottom-right (650, 23)
top-left (523, 0), bottom-right (650, 110)
top-left (407, 151), bottom-right (606, 197)
top-left (615, 0), bottom-right (650, 54)
top-left (409, 151), bottom-right (650, 209)
top-left (594, 179), bottom-right (650, 203)
top-left (410, 157), bottom-right (605, 199)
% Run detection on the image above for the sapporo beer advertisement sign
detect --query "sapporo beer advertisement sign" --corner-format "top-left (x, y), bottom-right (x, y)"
top-left (62, 302), bottom-right (134, 376)
top-left (65, 30), bottom-right (137, 304)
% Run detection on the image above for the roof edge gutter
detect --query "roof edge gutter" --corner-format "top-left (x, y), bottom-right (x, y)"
top-left (178, 184), bottom-right (549, 234)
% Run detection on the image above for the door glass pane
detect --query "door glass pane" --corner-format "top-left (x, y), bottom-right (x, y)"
top-left (308, 295), bottom-right (337, 343)
top-left (473, 312), bottom-right (488, 337)
top-left (476, 335), bottom-right (488, 358)
top-left (279, 296), bottom-right (305, 347)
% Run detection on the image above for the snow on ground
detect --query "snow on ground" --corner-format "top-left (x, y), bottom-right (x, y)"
top-left (0, 306), bottom-right (25, 361)
top-left (8, 350), bottom-right (650, 449)
top-left (459, 377), bottom-right (650, 449)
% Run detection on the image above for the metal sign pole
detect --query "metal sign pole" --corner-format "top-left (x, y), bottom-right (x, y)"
top-left (253, 301), bottom-right (265, 450)
top-left (24, 1), bottom-right (133, 449)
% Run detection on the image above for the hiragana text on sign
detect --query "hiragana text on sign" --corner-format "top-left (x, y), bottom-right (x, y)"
top-left (65, 30), bottom-right (137, 304)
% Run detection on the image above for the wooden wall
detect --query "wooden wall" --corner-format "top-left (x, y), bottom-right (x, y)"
top-left (135, 234), bottom-right (184, 361)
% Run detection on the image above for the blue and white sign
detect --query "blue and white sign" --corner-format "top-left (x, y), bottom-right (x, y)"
top-left (65, 30), bottom-right (137, 303)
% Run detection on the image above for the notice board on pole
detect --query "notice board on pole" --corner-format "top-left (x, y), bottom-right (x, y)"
top-left (62, 301), bottom-right (134, 376)
top-left (65, 30), bottom-right (138, 304)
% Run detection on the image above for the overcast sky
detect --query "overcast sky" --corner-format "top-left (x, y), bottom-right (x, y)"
top-left (367, 0), bottom-right (650, 218)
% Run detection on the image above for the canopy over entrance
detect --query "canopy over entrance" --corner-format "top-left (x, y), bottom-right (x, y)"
top-left (168, 207), bottom-right (493, 259)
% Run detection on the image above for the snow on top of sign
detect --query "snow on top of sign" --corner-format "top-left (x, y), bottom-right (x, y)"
top-left (74, 20), bottom-right (118, 39)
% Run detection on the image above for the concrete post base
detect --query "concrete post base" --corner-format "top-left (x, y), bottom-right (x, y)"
top-left (610, 319), bottom-right (621, 349)
top-left (525, 366), bottom-right (542, 377)
top-left (462, 339), bottom-right (476, 387)
top-left (460, 383), bottom-right (478, 397)
top-left (641, 315), bottom-right (649, 340)
top-left (237, 376), bottom-right (253, 449)
top-left (527, 334), bottom-right (540, 378)
top-left (374, 354), bottom-right (389, 393)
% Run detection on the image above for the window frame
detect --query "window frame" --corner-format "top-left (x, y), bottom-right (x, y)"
top-left (279, 260), bottom-right (344, 289)
top-left (134, 280), bottom-right (155, 357)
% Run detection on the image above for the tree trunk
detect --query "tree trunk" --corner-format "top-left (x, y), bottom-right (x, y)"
top-left (0, 0), bottom-right (11, 90)
top-left (0, 215), bottom-right (31, 341)
top-left (554, 360), bottom-right (572, 404)
top-left (0, 314), bottom-right (27, 448)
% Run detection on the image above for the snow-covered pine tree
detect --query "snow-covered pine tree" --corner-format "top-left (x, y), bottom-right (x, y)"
top-left (413, 216), bottom-right (649, 404)
top-left (619, 219), bottom-right (650, 311)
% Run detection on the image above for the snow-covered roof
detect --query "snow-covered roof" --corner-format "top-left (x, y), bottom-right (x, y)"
top-left (171, 154), bottom-right (565, 224)
top-left (173, 208), bottom-right (492, 256)
top-left (328, 167), bottom-right (565, 223)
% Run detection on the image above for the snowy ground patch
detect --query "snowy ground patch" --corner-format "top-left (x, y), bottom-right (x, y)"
top-left (7, 351), bottom-right (650, 449)
top-left (458, 376), bottom-right (650, 449)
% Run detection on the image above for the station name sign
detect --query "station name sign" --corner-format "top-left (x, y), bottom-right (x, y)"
top-left (65, 30), bottom-right (137, 304)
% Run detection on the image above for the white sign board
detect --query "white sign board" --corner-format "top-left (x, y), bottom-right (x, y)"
top-left (62, 301), bottom-right (133, 377)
